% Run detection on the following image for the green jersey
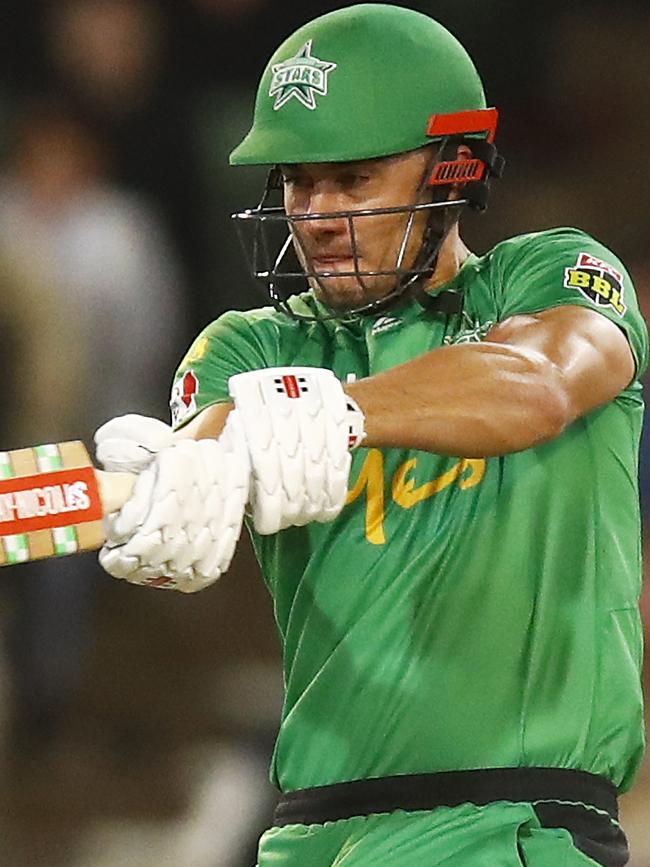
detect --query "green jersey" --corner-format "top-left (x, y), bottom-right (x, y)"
top-left (171, 227), bottom-right (648, 796)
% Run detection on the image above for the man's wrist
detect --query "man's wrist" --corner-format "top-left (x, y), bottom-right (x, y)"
top-left (345, 393), bottom-right (366, 450)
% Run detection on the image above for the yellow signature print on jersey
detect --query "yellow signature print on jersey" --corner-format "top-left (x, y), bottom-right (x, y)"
top-left (563, 252), bottom-right (626, 316)
top-left (346, 449), bottom-right (486, 544)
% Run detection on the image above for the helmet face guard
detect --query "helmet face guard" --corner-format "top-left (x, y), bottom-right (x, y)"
top-left (229, 5), bottom-right (504, 321)
top-left (232, 111), bottom-right (504, 321)
top-left (233, 191), bottom-right (466, 322)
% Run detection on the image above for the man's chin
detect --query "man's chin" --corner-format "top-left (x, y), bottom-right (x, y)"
top-left (309, 275), bottom-right (395, 311)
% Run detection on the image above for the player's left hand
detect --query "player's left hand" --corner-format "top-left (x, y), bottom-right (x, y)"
top-left (95, 413), bottom-right (175, 473)
top-left (227, 366), bottom-right (365, 535)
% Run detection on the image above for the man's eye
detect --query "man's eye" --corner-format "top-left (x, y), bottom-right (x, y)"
top-left (340, 173), bottom-right (369, 186)
top-left (282, 175), bottom-right (308, 188)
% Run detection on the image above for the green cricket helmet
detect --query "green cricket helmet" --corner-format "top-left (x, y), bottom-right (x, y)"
top-left (230, 3), bottom-right (504, 320)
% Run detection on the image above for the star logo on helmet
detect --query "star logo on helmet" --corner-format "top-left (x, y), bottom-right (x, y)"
top-left (269, 40), bottom-right (337, 111)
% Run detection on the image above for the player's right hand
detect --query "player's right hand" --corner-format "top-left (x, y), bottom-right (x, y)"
top-left (96, 425), bottom-right (250, 593)
top-left (227, 366), bottom-right (365, 535)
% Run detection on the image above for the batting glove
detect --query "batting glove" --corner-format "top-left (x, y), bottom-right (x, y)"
top-left (97, 425), bottom-right (250, 593)
top-left (95, 414), bottom-right (175, 473)
top-left (227, 366), bottom-right (365, 535)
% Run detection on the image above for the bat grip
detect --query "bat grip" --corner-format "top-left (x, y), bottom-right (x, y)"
top-left (96, 470), bottom-right (136, 515)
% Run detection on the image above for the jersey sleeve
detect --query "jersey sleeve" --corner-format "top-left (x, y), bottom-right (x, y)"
top-left (495, 228), bottom-right (649, 377)
top-left (169, 310), bottom-right (274, 430)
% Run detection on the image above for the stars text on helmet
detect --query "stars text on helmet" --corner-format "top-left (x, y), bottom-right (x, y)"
top-left (269, 40), bottom-right (337, 111)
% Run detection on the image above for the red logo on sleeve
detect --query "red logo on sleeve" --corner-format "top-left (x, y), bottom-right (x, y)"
top-left (170, 369), bottom-right (200, 426)
top-left (576, 253), bottom-right (623, 284)
top-left (180, 370), bottom-right (199, 407)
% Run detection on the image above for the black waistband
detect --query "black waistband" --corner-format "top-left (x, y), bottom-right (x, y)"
top-left (273, 767), bottom-right (619, 828)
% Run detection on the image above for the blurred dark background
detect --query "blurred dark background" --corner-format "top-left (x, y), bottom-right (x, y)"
top-left (0, 1), bottom-right (648, 865)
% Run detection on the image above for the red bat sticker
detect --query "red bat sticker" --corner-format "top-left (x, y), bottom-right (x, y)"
top-left (0, 467), bottom-right (102, 536)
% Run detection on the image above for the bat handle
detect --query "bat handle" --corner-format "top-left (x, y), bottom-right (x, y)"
top-left (96, 470), bottom-right (137, 515)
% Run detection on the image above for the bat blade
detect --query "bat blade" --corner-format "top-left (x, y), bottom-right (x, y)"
top-left (0, 441), bottom-right (134, 565)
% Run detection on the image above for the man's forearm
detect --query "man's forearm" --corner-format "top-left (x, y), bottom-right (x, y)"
top-left (345, 342), bottom-right (572, 457)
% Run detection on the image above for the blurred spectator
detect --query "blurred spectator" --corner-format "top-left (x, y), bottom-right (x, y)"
top-left (0, 96), bottom-right (186, 759)
top-left (41, 0), bottom-right (209, 329)
top-left (0, 97), bottom-right (185, 436)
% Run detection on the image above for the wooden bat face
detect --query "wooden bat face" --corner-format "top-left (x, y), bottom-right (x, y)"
top-left (0, 441), bottom-right (107, 564)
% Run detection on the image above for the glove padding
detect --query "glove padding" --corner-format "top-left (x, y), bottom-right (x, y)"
top-left (95, 414), bottom-right (175, 473)
top-left (99, 427), bottom-right (250, 593)
top-left (228, 366), bottom-right (365, 535)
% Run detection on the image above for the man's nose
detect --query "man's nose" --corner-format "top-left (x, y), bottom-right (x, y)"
top-left (300, 187), bottom-right (349, 238)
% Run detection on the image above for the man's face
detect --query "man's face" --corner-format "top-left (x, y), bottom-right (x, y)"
top-left (281, 148), bottom-right (433, 310)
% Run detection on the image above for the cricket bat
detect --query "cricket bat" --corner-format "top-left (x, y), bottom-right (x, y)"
top-left (0, 441), bottom-right (134, 566)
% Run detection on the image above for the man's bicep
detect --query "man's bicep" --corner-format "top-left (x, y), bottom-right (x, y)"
top-left (485, 305), bottom-right (636, 420)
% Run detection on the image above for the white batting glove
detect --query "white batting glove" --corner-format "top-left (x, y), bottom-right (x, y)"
top-left (228, 367), bottom-right (365, 535)
top-left (98, 427), bottom-right (250, 593)
top-left (95, 414), bottom-right (175, 473)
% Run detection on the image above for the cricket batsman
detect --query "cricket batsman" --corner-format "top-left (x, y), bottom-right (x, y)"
top-left (93, 5), bottom-right (648, 865)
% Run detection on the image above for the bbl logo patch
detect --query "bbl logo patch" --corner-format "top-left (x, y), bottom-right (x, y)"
top-left (269, 40), bottom-right (337, 111)
top-left (170, 369), bottom-right (199, 427)
top-left (564, 252), bottom-right (626, 316)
